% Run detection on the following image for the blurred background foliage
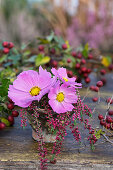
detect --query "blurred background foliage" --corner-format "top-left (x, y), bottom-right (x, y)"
top-left (0, 0), bottom-right (113, 53)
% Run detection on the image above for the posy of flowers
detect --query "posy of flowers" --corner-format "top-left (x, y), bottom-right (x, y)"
top-left (8, 66), bottom-right (95, 170)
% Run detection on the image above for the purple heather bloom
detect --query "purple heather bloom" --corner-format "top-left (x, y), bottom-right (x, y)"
top-left (51, 67), bottom-right (82, 88)
top-left (48, 83), bottom-right (78, 114)
top-left (8, 66), bottom-right (56, 108)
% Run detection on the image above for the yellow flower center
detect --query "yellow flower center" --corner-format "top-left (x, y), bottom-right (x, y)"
top-left (29, 86), bottom-right (41, 96)
top-left (63, 77), bottom-right (68, 82)
top-left (56, 92), bottom-right (64, 102)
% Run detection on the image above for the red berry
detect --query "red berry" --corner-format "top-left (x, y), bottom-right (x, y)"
top-left (8, 42), bottom-right (14, 49)
top-left (90, 85), bottom-right (95, 91)
top-left (8, 115), bottom-right (14, 123)
top-left (108, 64), bottom-right (113, 71)
top-left (98, 114), bottom-right (104, 120)
top-left (106, 116), bottom-right (113, 123)
top-left (67, 70), bottom-right (73, 78)
top-left (8, 98), bottom-right (14, 103)
top-left (86, 68), bottom-right (92, 74)
top-left (89, 130), bottom-right (95, 134)
top-left (62, 44), bottom-right (67, 50)
top-left (100, 69), bottom-right (106, 75)
top-left (77, 53), bottom-right (82, 59)
top-left (50, 48), bottom-right (55, 54)
top-left (92, 97), bottom-right (98, 102)
top-left (101, 78), bottom-right (106, 85)
top-left (78, 69), bottom-right (82, 75)
top-left (85, 77), bottom-right (90, 83)
top-left (67, 58), bottom-right (71, 63)
top-left (108, 110), bottom-right (113, 115)
top-left (3, 48), bottom-right (9, 54)
top-left (71, 51), bottom-right (76, 57)
top-left (83, 73), bottom-right (88, 78)
top-left (88, 54), bottom-right (93, 59)
top-left (81, 67), bottom-right (87, 73)
top-left (50, 159), bottom-right (57, 164)
top-left (2, 41), bottom-right (8, 47)
top-left (106, 98), bottom-right (113, 104)
top-left (38, 45), bottom-right (44, 51)
top-left (94, 86), bottom-right (99, 92)
top-left (51, 60), bottom-right (58, 67)
top-left (100, 119), bottom-right (106, 126)
top-left (12, 110), bottom-right (19, 117)
top-left (81, 59), bottom-right (86, 65)
top-left (0, 122), bottom-right (6, 130)
top-left (75, 63), bottom-right (80, 69)
top-left (96, 81), bottom-right (103, 87)
top-left (7, 103), bottom-right (14, 110)
top-left (105, 123), bottom-right (111, 129)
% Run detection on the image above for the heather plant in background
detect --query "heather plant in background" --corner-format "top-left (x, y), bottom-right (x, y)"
top-left (8, 66), bottom-right (97, 170)
top-left (67, 3), bottom-right (113, 53)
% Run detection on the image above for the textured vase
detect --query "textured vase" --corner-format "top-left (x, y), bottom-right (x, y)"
top-left (32, 129), bottom-right (56, 143)
top-left (26, 105), bottom-right (57, 143)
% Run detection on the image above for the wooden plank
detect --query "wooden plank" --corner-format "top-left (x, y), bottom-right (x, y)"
top-left (0, 73), bottom-right (113, 169)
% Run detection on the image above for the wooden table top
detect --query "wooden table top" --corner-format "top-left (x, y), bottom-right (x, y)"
top-left (0, 73), bottom-right (113, 169)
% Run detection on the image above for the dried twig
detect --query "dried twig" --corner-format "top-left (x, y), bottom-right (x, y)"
top-left (104, 95), bottom-right (113, 119)
top-left (82, 87), bottom-right (90, 102)
top-left (102, 133), bottom-right (113, 145)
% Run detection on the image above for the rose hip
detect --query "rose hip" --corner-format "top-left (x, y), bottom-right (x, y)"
top-left (96, 81), bottom-right (103, 88)
top-left (62, 44), bottom-right (67, 50)
top-left (98, 114), bottom-right (104, 120)
top-left (85, 77), bottom-right (90, 83)
top-left (92, 97), bottom-right (98, 102)
top-left (108, 110), bottom-right (113, 115)
top-left (7, 103), bottom-right (14, 110)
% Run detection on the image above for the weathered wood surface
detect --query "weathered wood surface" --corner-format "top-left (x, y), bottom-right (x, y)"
top-left (0, 73), bottom-right (113, 169)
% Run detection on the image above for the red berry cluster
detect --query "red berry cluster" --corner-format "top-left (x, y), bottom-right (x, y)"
top-left (0, 98), bottom-right (19, 130)
top-left (98, 111), bottom-right (113, 130)
top-left (2, 41), bottom-right (14, 54)
top-left (90, 80), bottom-right (103, 102)
top-left (84, 119), bottom-right (97, 147)
top-left (73, 52), bottom-right (93, 83)
top-left (106, 97), bottom-right (113, 104)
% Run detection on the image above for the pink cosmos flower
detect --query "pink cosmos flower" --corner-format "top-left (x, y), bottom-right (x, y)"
top-left (8, 66), bottom-right (56, 108)
top-left (48, 82), bottom-right (78, 114)
top-left (51, 67), bottom-right (82, 88)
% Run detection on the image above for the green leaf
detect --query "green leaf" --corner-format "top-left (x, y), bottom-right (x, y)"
top-left (0, 105), bottom-right (4, 111)
top-left (2, 78), bottom-right (10, 86)
top-left (55, 36), bottom-right (65, 44)
top-left (46, 32), bottom-right (54, 42)
top-left (23, 50), bottom-right (30, 57)
top-left (27, 55), bottom-right (37, 63)
top-left (0, 43), bottom-right (3, 50)
top-left (82, 43), bottom-right (89, 58)
top-left (8, 54), bottom-right (21, 65)
top-left (0, 76), bottom-right (10, 97)
top-left (95, 129), bottom-right (105, 139)
top-left (12, 48), bottom-right (19, 55)
top-left (91, 144), bottom-right (95, 151)
top-left (0, 118), bottom-right (10, 127)
top-left (38, 38), bottom-right (50, 44)
top-left (106, 56), bottom-right (112, 65)
top-left (3, 62), bottom-right (12, 67)
top-left (21, 43), bottom-right (27, 50)
top-left (74, 120), bottom-right (76, 126)
top-left (35, 54), bottom-right (50, 67)
top-left (0, 55), bottom-right (7, 63)
top-left (84, 43), bottom-right (89, 51)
